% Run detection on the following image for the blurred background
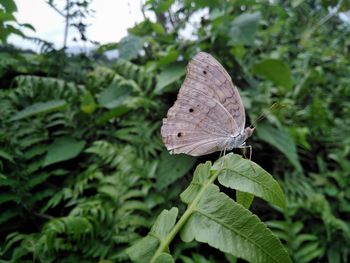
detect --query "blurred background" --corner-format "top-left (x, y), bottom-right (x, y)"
top-left (0, 0), bottom-right (349, 262)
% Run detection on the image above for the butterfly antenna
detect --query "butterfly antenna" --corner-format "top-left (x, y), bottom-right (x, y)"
top-left (249, 103), bottom-right (283, 129)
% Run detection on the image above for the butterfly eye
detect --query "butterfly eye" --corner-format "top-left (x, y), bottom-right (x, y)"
top-left (189, 108), bottom-right (194, 113)
top-left (203, 70), bottom-right (207, 75)
top-left (177, 132), bottom-right (182, 137)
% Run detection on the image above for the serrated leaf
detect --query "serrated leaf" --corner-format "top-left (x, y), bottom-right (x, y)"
top-left (153, 253), bottom-right (174, 263)
top-left (43, 137), bottom-right (85, 167)
top-left (236, 190), bottom-right (254, 209)
top-left (127, 207), bottom-right (178, 263)
top-left (10, 100), bottom-right (68, 121)
top-left (150, 207), bottom-right (178, 240)
top-left (229, 12), bottom-right (261, 46)
top-left (251, 58), bottom-right (293, 90)
top-left (156, 151), bottom-right (196, 190)
top-left (180, 162), bottom-right (212, 204)
top-left (180, 184), bottom-right (291, 263)
top-left (212, 153), bottom-right (286, 208)
top-left (154, 63), bottom-right (185, 94)
top-left (256, 123), bottom-right (302, 171)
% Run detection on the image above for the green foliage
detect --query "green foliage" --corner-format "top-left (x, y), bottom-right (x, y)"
top-left (129, 155), bottom-right (289, 263)
top-left (118, 35), bottom-right (146, 60)
top-left (0, 56), bottom-right (168, 261)
top-left (43, 137), bottom-right (85, 167)
top-left (154, 63), bottom-right (186, 94)
top-left (156, 151), bottom-right (196, 190)
top-left (214, 154), bottom-right (286, 208)
top-left (251, 59), bottom-right (293, 90)
top-left (266, 219), bottom-right (324, 263)
top-left (0, 0), bottom-right (35, 43)
top-left (127, 208), bottom-right (178, 263)
top-left (229, 12), bottom-right (261, 46)
top-left (9, 100), bottom-right (68, 121)
top-left (256, 123), bottom-right (302, 171)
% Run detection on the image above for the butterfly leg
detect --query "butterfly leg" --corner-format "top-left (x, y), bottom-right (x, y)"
top-left (240, 145), bottom-right (252, 160)
top-left (247, 145), bottom-right (252, 160)
top-left (218, 147), bottom-right (227, 169)
top-left (240, 145), bottom-right (255, 172)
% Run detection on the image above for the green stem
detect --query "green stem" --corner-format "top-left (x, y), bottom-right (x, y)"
top-left (150, 169), bottom-right (220, 262)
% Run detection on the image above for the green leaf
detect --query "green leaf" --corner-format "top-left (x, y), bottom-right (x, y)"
top-left (97, 82), bottom-right (132, 109)
top-left (157, 49), bottom-right (179, 67)
top-left (96, 42), bottom-right (118, 54)
top-left (81, 90), bottom-right (96, 114)
top-left (0, 150), bottom-right (14, 163)
top-left (154, 63), bottom-right (185, 94)
top-left (256, 123), bottom-right (302, 171)
top-left (180, 184), bottom-right (291, 263)
top-left (156, 151), bottom-right (196, 190)
top-left (251, 59), bottom-right (293, 90)
top-left (10, 100), bottom-right (68, 121)
top-left (212, 153), bottom-right (286, 209)
top-left (0, 11), bottom-right (15, 22)
top-left (236, 190), bottom-right (254, 209)
top-left (0, 193), bottom-right (20, 205)
top-left (0, 0), bottom-right (17, 13)
top-left (294, 242), bottom-right (323, 263)
top-left (0, 209), bottom-right (18, 224)
top-left (151, 22), bottom-right (166, 34)
top-left (154, 0), bottom-right (174, 12)
top-left (118, 34), bottom-right (145, 60)
top-left (292, 0), bottom-right (305, 7)
top-left (127, 207), bottom-right (178, 263)
top-left (229, 12), bottom-right (261, 46)
top-left (153, 253), bottom-right (174, 263)
top-left (180, 162), bottom-right (212, 204)
top-left (20, 23), bottom-right (35, 31)
top-left (43, 137), bottom-right (86, 167)
top-left (95, 106), bottom-right (130, 124)
top-left (340, 0), bottom-right (350, 11)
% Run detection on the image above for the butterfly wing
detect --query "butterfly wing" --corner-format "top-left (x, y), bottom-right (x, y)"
top-left (161, 91), bottom-right (234, 156)
top-left (186, 52), bottom-right (246, 129)
top-left (161, 52), bottom-right (246, 156)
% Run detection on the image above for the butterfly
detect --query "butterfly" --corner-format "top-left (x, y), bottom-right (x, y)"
top-left (161, 52), bottom-right (254, 156)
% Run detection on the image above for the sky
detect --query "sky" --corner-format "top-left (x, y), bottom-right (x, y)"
top-left (9, 0), bottom-right (151, 52)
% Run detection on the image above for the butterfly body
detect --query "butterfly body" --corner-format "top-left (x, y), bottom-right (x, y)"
top-left (225, 127), bottom-right (254, 151)
top-left (161, 52), bottom-right (253, 156)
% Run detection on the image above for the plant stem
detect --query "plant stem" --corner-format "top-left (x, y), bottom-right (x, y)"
top-left (63, 0), bottom-right (70, 49)
top-left (151, 169), bottom-right (220, 262)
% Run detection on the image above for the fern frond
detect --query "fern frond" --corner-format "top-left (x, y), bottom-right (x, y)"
top-left (113, 59), bottom-right (154, 95)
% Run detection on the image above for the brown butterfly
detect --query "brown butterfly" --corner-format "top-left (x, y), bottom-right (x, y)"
top-left (161, 52), bottom-right (254, 156)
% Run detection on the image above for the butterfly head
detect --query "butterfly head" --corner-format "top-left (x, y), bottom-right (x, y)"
top-left (226, 127), bottom-right (255, 151)
top-left (244, 127), bottom-right (255, 139)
